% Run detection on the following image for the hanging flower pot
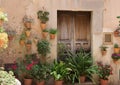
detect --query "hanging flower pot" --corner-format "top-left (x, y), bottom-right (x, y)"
top-left (19, 39), bottom-right (25, 46)
top-left (100, 79), bottom-right (108, 85)
top-left (49, 28), bottom-right (57, 40)
top-left (114, 31), bottom-right (119, 37)
top-left (25, 30), bottom-right (31, 37)
top-left (26, 40), bottom-right (32, 52)
top-left (40, 23), bottom-right (46, 30)
top-left (42, 29), bottom-right (48, 39)
top-left (114, 44), bottom-right (119, 53)
top-left (113, 59), bottom-right (118, 64)
top-left (100, 45), bottom-right (108, 56)
top-left (24, 22), bottom-right (31, 29)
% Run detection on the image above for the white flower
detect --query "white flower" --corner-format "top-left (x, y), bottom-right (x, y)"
top-left (0, 11), bottom-right (8, 21)
top-left (0, 70), bottom-right (16, 85)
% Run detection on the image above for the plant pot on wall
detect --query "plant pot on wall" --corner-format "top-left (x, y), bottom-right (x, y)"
top-left (40, 23), bottom-right (46, 30)
top-left (101, 51), bottom-right (107, 56)
top-left (19, 39), bottom-right (25, 46)
top-left (114, 43), bottom-right (119, 53)
top-left (42, 29), bottom-right (48, 39)
top-left (25, 30), bottom-right (31, 37)
top-left (113, 59), bottom-right (118, 64)
top-left (24, 22), bottom-right (31, 29)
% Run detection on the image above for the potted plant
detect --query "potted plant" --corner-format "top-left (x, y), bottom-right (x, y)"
top-left (37, 39), bottom-right (50, 63)
top-left (114, 43), bottom-right (119, 53)
top-left (6, 30), bottom-right (16, 41)
top-left (66, 49), bottom-right (98, 84)
top-left (111, 53), bottom-right (120, 64)
top-left (25, 29), bottom-right (31, 37)
top-left (42, 29), bottom-right (49, 39)
top-left (37, 10), bottom-right (49, 30)
top-left (100, 45), bottom-right (108, 56)
top-left (97, 62), bottom-right (112, 85)
top-left (15, 54), bottom-right (38, 85)
top-left (50, 61), bottom-right (69, 85)
top-left (49, 28), bottom-right (57, 39)
top-left (26, 40), bottom-right (32, 51)
top-left (0, 70), bottom-right (16, 85)
top-left (19, 33), bottom-right (26, 46)
top-left (23, 15), bottom-right (34, 29)
top-left (32, 62), bottom-right (50, 85)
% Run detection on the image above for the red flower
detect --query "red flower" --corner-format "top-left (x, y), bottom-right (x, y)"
top-left (11, 64), bottom-right (17, 70)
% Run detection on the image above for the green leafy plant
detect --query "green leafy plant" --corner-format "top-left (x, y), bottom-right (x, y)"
top-left (100, 45), bottom-right (108, 51)
top-left (37, 10), bottom-right (49, 23)
top-left (65, 49), bottom-right (98, 83)
top-left (23, 15), bottom-right (34, 23)
top-left (49, 28), bottom-right (57, 34)
top-left (117, 16), bottom-right (120, 26)
top-left (50, 61), bottom-right (70, 81)
top-left (37, 39), bottom-right (50, 57)
top-left (31, 62), bottom-right (51, 82)
top-left (20, 33), bottom-right (26, 40)
top-left (114, 43), bottom-right (119, 48)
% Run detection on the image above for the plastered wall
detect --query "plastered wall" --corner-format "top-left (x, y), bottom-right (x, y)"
top-left (1, 0), bottom-right (120, 84)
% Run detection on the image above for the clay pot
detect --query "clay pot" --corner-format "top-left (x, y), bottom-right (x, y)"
top-left (40, 23), bottom-right (46, 30)
top-left (55, 80), bottom-right (63, 85)
top-left (101, 51), bottom-right (107, 56)
top-left (19, 40), bottom-right (25, 46)
top-left (26, 44), bottom-right (32, 51)
top-left (8, 35), bottom-right (14, 41)
top-left (50, 34), bottom-right (55, 39)
top-left (100, 79), bottom-right (108, 85)
top-left (114, 31), bottom-right (119, 37)
top-left (24, 22), bottom-right (31, 29)
top-left (42, 32), bottom-right (48, 39)
top-left (0, 19), bottom-right (3, 27)
top-left (113, 59), bottom-right (118, 64)
top-left (36, 80), bottom-right (45, 85)
top-left (25, 30), bottom-right (31, 37)
top-left (114, 48), bottom-right (120, 54)
top-left (24, 78), bottom-right (33, 85)
top-left (80, 76), bottom-right (86, 83)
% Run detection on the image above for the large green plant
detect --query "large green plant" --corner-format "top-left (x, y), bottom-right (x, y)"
top-left (31, 62), bottom-right (50, 82)
top-left (50, 61), bottom-right (70, 81)
top-left (37, 39), bottom-right (50, 57)
top-left (66, 49), bottom-right (98, 83)
top-left (37, 10), bottom-right (49, 23)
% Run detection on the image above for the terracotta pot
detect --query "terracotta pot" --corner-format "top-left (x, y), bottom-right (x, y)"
top-left (40, 23), bottom-right (46, 30)
top-left (8, 35), bottom-right (14, 41)
top-left (113, 59), bottom-right (118, 64)
top-left (114, 31), bottom-right (119, 37)
top-left (42, 32), bottom-right (48, 39)
top-left (25, 30), bottom-right (31, 37)
top-left (80, 76), bottom-right (86, 83)
top-left (114, 48), bottom-right (120, 54)
top-left (55, 80), bottom-right (63, 85)
top-left (0, 19), bottom-right (3, 27)
top-left (50, 34), bottom-right (55, 39)
top-left (24, 78), bottom-right (33, 85)
top-left (26, 44), bottom-right (32, 51)
top-left (24, 22), bottom-right (31, 28)
top-left (36, 80), bottom-right (45, 85)
top-left (19, 40), bottom-right (25, 46)
top-left (100, 79), bottom-right (108, 85)
top-left (101, 51), bottom-right (107, 56)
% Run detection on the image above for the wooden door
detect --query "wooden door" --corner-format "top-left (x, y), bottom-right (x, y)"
top-left (57, 11), bottom-right (91, 52)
